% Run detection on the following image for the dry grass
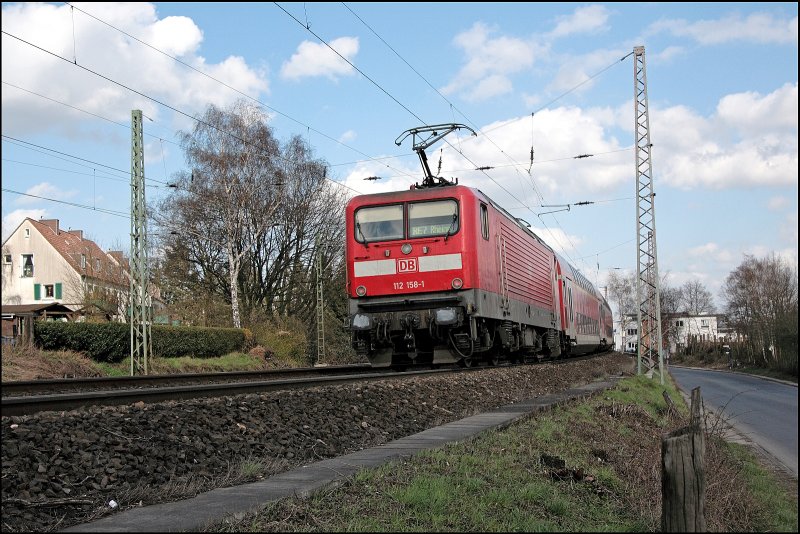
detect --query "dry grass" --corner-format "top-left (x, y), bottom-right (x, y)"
top-left (1, 342), bottom-right (104, 381)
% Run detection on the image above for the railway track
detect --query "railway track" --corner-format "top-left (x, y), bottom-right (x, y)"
top-left (1, 353), bottom-right (614, 417)
top-left (1, 364), bottom-right (376, 397)
top-left (0, 365), bottom-right (464, 417)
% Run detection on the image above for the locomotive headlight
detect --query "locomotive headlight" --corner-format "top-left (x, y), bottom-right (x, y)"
top-left (401, 243), bottom-right (412, 254)
top-left (434, 307), bottom-right (458, 325)
top-left (356, 285), bottom-right (367, 297)
top-left (451, 277), bottom-right (464, 289)
top-left (350, 313), bottom-right (373, 330)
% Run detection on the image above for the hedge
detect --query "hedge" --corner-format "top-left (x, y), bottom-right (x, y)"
top-left (34, 321), bottom-right (246, 363)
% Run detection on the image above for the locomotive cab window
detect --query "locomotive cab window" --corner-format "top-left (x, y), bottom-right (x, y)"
top-left (409, 200), bottom-right (458, 238)
top-left (354, 204), bottom-right (404, 242)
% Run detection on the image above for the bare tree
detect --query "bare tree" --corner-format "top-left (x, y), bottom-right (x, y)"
top-left (607, 270), bottom-right (636, 350)
top-left (659, 275), bottom-right (683, 353)
top-left (157, 100), bottom-right (282, 328)
top-left (722, 253), bottom-right (797, 373)
top-left (680, 279), bottom-right (715, 315)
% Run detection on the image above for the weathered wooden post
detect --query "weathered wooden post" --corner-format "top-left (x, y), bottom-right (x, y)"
top-left (661, 387), bottom-right (706, 532)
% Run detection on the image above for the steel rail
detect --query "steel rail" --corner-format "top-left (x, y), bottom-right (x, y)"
top-left (1, 367), bottom-right (464, 417)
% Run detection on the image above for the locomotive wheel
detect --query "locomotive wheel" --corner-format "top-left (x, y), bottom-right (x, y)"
top-left (458, 356), bottom-right (474, 368)
top-left (486, 352), bottom-right (499, 366)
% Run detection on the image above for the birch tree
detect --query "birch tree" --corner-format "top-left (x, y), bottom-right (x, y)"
top-left (159, 100), bottom-right (281, 328)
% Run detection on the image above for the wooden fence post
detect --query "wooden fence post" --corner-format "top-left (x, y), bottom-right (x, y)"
top-left (661, 387), bottom-right (706, 532)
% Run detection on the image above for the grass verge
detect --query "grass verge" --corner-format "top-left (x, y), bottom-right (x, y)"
top-left (206, 375), bottom-right (797, 532)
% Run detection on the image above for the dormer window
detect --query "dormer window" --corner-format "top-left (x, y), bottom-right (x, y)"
top-left (95, 259), bottom-right (101, 271)
top-left (81, 254), bottom-right (86, 269)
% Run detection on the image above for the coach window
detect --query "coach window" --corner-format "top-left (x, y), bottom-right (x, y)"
top-left (480, 203), bottom-right (489, 240)
top-left (354, 204), bottom-right (404, 242)
top-left (408, 200), bottom-right (458, 238)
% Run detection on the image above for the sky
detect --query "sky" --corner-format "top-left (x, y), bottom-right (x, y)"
top-left (2, 2), bottom-right (797, 312)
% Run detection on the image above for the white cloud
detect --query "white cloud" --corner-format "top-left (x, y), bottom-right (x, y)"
top-left (147, 15), bottom-right (203, 57)
top-left (464, 74), bottom-right (513, 102)
top-left (2, 208), bottom-right (47, 241)
top-left (546, 47), bottom-right (628, 95)
top-left (716, 83), bottom-right (798, 135)
top-left (686, 242), bottom-right (734, 264)
top-left (653, 84), bottom-right (798, 190)
top-left (651, 12), bottom-right (798, 45)
top-left (548, 5), bottom-right (610, 39)
top-left (767, 196), bottom-right (789, 211)
top-left (338, 130), bottom-right (357, 144)
top-left (280, 37), bottom-right (358, 81)
top-left (651, 45), bottom-right (685, 63)
top-left (0, 2), bottom-right (269, 138)
top-left (435, 105), bottom-right (629, 207)
top-left (441, 23), bottom-right (541, 102)
top-left (16, 182), bottom-right (77, 205)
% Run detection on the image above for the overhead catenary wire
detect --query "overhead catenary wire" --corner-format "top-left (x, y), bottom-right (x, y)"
top-left (2, 188), bottom-right (129, 218)
top-left (340, 2), bottom-right (545, 201)
top-left (2, 135), bottom-right (170, 188)
top-left (273, 4), bottom-right (584, 267)
top-left (1, 29), bottom-right (365, 196)
top-left (62, 2), bottom-right (416, 186)
top-left (334, 3), bottom-right (634, 274)
top-left (7, 6), bottom-right (630, 277)
top-left (2, 81), bottom-right (182, 147)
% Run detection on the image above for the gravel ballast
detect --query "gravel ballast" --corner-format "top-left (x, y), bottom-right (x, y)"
top-left (2, 353), bottom-right (633, 532)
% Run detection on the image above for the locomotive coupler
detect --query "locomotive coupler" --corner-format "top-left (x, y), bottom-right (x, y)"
top-left (401, 313), bottom-right (420, 351)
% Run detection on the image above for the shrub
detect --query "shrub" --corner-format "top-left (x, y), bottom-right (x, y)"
top-left (248, 315), bottom-right (308, 366)
top-left (34, 321), bottom-right (246, 362)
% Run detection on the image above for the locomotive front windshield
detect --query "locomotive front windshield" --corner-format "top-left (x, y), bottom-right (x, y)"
top-left (354, 199), bottom-right (459, 242)
top-left (354, 204), bottom-right (404, 242)
top-left (409, 200), bottom-right (458, 238)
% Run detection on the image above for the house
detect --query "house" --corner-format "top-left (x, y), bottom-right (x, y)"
top-left (662, 313), bottom-right (728, 353)
top-left (2, 218), bottom-right (136, 321)
top-left (614, 312), bottom-right (729, 355)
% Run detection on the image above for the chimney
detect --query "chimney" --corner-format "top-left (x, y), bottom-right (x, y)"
top-left (40, 219), bottom-right (59, 234)
top-left (68, 229), bottom-right (83, 240)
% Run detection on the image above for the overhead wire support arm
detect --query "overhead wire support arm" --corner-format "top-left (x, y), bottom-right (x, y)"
top-left (539, 204), bottom-right (571, 216)
top-left (395, 123), bottom-right (476, 188)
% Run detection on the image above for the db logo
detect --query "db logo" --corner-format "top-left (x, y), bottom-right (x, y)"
top-left (397, 258), bottom-right (418, 273)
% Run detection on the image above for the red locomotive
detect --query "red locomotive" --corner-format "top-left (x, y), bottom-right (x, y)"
top-left (345, 124), bottom-right (613, 368)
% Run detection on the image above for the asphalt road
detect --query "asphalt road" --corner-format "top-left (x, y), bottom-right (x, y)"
top-left (669, 366), bottom-right (798, 477)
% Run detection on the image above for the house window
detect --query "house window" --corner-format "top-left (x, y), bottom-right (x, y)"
top-left (22, 254), bottom-right (34, 277)
top-left (45, 284), bottom-right (54, 298)
top-left (81, 254), bottom-right (86, 269)
top-left (627, 328), bottom-right (638, 336)
top-left (25, 228), bottom-right (30, 238)
top-left (3, 254), bottom-right (10, 264)
top-left (676, 320), bottom-right (684, 327)
top-left (701, 319), bottom-right (709, 327)
top-left (95, 259), bottom-right (101, 271)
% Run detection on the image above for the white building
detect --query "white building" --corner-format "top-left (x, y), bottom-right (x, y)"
top-left (2, 218), bottom-right (131, 320)
top-left (614, 312), bottom-right (728, 355)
